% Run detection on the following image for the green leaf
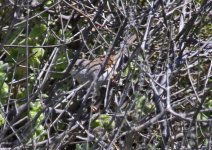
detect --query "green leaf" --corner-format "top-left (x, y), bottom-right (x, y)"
top-left (134, 92), bottom-right (153, 115)
top-left (135, 94), bottom-right (146, 111)
top-left (30, 47), bottom-right (45, 67)
top-left (0, 62), bottom-right (9, 72)
top-left (0, 65), bottom-right (9, 103)
top-left (207, 99), bottom-right (212, 108)
top-left (0, 113), bottom-right (5, 126)
top-left (91, 114), bottom-right (115, 131)
top-left (30, 24), bottom-right (47, 39)
top-left (32, 47), bottom-right (45, 58)
top-left (45, 0), bottom-right (53, 6)
top-left (29, 100), bottom-right (45, 140)
top-left (0, 82), bottom-right (9, 104)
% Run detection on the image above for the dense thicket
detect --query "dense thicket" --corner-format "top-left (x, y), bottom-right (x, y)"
top-left (0, 0), bottom-right (211, 149)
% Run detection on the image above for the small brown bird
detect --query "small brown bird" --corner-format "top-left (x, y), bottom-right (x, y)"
top-left (70, 52), bottom-right (122, 88)
top-left (70, 34), bottom-right (137, 88)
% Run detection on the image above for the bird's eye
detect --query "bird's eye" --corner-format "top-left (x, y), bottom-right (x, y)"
top-left (74, 63), bottom-right (79, 69)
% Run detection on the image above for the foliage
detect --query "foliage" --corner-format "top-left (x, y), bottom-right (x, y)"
top-left (29, 100), bottom-right (45, 138)
top-left (0, 61), bottom-right (9, 103)
top-left (91, 114), bottom-right (115, 131)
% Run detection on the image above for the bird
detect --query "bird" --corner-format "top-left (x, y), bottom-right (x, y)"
top-left (70, 34), bottom-right (137, 111)
top-left (70, 34), bottom-right (137, 89)
top-left (70, 51), bottom-right (122, 89)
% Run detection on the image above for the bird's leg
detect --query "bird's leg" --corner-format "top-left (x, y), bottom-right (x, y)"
top-left (91, 83), bottom-right (101, 112)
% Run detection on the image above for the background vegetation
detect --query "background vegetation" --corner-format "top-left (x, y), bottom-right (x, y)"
top-left (0, 0), bottom-right (211, 149)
